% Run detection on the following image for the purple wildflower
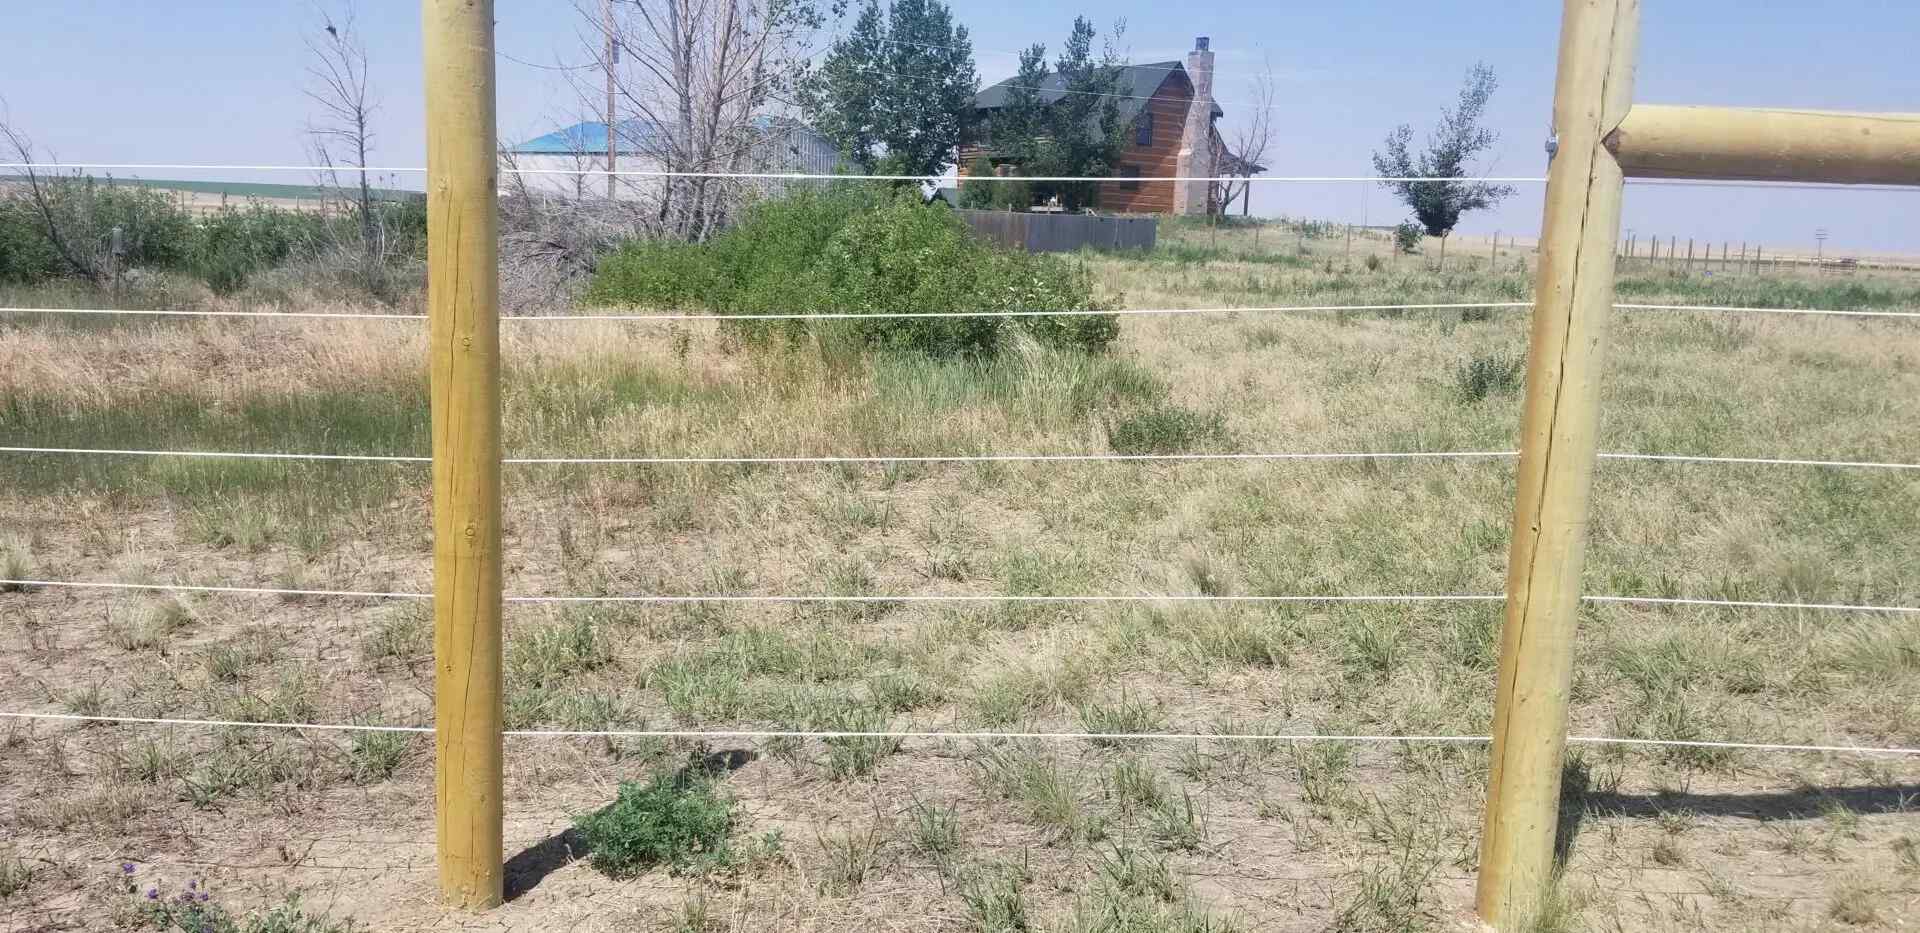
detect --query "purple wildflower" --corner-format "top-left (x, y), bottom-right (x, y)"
top-left (199, 892), bottom-right (211, 903)
top-left (187, 879), bottom-right (197, 890)
top-left (121, 862), bottom-right (136, 875)
top-left (145, 886), bottom-right (159, 900)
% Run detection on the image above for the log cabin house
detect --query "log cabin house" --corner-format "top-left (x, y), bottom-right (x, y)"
top-left (958, 37), bottom-right (1255, 215)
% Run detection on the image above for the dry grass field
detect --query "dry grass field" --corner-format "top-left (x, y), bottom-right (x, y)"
top-left (2, 220), bottom-right (1918, 932)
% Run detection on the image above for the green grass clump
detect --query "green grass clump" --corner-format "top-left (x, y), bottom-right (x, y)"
top-left (0, 850), bottom-right (31, 898)
top-left (1107, 404), bottom-right (1228, 455)
top-left (1454, 352), bottom-right (1525, 402)
top-left (574, 772), bottom-right (735, 877)
top-left (508, 613), bottom-right (614, 687)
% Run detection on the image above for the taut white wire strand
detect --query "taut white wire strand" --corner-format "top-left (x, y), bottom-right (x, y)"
top-left (502, 451), bottom-right (1519, 466)
top-left (1618, 303), bottom-right (1920, 320)
top-left (0, 306), bottom-right (425, 320)
top-left (523, 302), bottom-right (1533, 321)
top-left (0, 579), bottom-right (430, 600)
top-left (0, 162), bottom-right (1546, 184)
top-left (0, 712), bottom-right (432, 733)
top-left (4, 446), bottom-right (1916, 472)
top-left (0, 302), bottom-right (1530, 322)
top-left (11, 301), bottom-right (1918, 322)
top-left (506, 593), bottom-right (1502, 605)
top-left (18, 162), bottom-right (1919, 191)
top-left (3, 712), bottom-right (1916, 756)
top-left (0, 446), bottom-right (428, 463)
top-left (0, 580), bottom-right (1495, 605)
top-left (1599, 452), bottom-right (1920, 471)
top-left (4, 578), bottom-right (1916, 615)
top-left (1586, 595), bottom-right (1920, 614)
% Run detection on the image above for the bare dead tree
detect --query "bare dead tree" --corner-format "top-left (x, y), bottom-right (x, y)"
top-left (304, 2), bottom-right (379, 259)
top-left (567, 0), bottom-right (823, 240)
top-left (1216, 58), bottom-right (1275, 217)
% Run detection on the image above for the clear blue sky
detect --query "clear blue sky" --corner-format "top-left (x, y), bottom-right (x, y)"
top-left (5, 2), bottom-right (1917, 252)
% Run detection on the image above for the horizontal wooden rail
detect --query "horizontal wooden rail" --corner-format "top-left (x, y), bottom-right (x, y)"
top-left (1607, 105), bottom-right (1920, 185)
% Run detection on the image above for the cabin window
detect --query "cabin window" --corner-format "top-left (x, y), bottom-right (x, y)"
top-left (1117, 164), bottom-right (1143, 190)
top-left (1134, 111), bottom-right (1153, 146)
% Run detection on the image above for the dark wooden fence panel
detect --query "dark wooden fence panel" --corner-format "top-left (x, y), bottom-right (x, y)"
top-left (954, 210), bottom-right (1157, 253)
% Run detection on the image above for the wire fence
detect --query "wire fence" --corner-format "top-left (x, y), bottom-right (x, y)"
top-left (4, 164), bottom-right (1920, 770)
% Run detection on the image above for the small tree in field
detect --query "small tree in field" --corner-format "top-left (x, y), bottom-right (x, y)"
top-left (1372, 63), bottom-right (1514, 264)
top-left (304, 4), bottom-right (379, 262)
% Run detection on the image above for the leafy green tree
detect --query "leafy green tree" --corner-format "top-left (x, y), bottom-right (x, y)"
top-left (988, 17), bottom-right (1129, 211)
top-left (802, 0), bottom-right (978, 178)
top-left (1372, 62), bottom-right (1515, 257)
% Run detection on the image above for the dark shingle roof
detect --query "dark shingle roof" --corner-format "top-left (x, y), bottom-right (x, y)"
top-left (973, 61), bottom-right (1224, 120)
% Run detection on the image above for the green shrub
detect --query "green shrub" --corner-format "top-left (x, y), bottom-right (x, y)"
top-left (1454, 353), bottom-right (1525, 402)
top-left (574, 772), bottom-right (735, 877)
top-left (1107, 404), bottom-right (1228, 455)
top-left (1393, 220), bottom-right (1424, 255)
top-left (0, 198), bottom-right (62, 283)
top-left (587, 185), bottom-right (1115, 357)
top-left (1, 176), bottom-right (422, 293)
top-left (189, 206), bottom-right (325, 294)
top-left (0, 179), bottom-right (194, 283)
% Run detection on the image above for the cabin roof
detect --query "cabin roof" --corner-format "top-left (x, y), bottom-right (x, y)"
top-left (973, 61), bottom-right (1225, 121)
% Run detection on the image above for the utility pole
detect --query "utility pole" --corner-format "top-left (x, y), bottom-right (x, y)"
top-left (605, 0), bottom-right (618, 200)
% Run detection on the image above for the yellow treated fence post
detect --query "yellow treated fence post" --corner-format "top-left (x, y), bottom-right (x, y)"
top-left (1476, 0), bottom-right (1638, 928)
top-left (423, 0), bottom-right (504, 911)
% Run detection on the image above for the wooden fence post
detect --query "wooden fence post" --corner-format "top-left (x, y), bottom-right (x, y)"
top-left (1476, 0), bottom-right (1637, 927)
top-left (424, 0), bottom-right (505, 911)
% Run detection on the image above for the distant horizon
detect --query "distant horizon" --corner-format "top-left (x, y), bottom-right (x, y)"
top-left (5, 2), bottom-right (1917, 252)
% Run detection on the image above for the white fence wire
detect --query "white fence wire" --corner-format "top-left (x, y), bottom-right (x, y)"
top-left (2, 446), bottom-right (1914, 471)
top-left (6, 302), bottom-right (1919, 322)
top-left (1, 711), bottom-right (1914, 758)
top-left (2, 578), bottom-right (1914, 616)
top-left (11, 160), bottom-right (1920, 192)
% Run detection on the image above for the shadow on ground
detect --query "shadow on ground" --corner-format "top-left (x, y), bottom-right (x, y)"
top-left (1554, 767), bottom-right (1920, 868)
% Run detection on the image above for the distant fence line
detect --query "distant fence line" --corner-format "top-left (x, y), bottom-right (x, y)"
top-left (1617, 234), bottom-right (1920, 274)
top-left (953, 209), bottom-right (1157, 254)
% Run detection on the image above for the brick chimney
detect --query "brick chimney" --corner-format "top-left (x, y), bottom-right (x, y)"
top-left (1173, 37), bottom-right (1215, 215)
